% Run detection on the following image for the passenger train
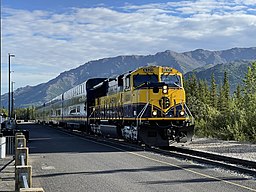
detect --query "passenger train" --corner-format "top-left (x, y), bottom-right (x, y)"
top-left (35, 66), bottom-right (194, 146)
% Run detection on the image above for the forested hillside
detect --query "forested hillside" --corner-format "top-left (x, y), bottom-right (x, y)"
top-left (184, 60), bottom-right (251, 93)
top-left (185, 61), bottom-right (256, 142)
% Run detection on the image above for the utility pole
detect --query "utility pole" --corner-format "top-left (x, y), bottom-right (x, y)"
top-left (11, 81), bottom-right (15, 119)
top-left (8, 53), bottom-right (15, 121)
top-left (0, 0), bottom-right (2, 131)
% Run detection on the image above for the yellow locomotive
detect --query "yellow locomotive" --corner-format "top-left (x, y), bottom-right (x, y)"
top-left (88, 66), bottom-right (194, 146)
top-left (35, 65), bottom-right (194, 146)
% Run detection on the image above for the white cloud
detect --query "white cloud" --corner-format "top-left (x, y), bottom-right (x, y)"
top-left (1, 0), bottom-right (256, 94)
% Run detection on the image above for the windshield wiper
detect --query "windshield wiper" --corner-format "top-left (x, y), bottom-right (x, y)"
top-left (173, 82), bottom-right (181, 88)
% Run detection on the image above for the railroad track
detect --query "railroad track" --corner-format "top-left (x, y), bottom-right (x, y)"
top-left (168, 146), bottom-right (256, 170)
top-left (151, 146), bottom-right (256, 177)
top-left (49, 125), bottom-right (256, 177)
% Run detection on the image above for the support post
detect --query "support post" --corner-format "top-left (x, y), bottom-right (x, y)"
top-left (14, 133), bottom-right (45, 191)
top-left (15, 135), bottom-right (26, 149)
top-left (15, 147), bottom-right (29, 166)
top-left (15, 165), bottom-right (32, 190)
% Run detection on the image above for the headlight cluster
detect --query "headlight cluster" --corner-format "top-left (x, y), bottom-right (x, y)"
top-left (162, 85), bottom-right (168, 94)
top-left (159, 97), bottom-right (170, 109)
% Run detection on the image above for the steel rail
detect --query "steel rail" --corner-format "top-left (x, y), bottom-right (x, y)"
top-left (168, 146), bottom-right (256, 170)
top-left (150, 146), bottom-right (256, 177)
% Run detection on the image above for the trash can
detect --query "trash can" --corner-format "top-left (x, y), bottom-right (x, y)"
top-left (0, 134), bottom-right (6, 158)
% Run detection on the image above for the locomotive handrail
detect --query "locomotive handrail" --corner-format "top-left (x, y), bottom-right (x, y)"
top-left (88, 107), bottom-right (96, 118)
top-left (184, 103), bottom-right (195, 124)
top-left (184, 103), bottom-right (193, 117)
top-left (136, 101), bottom-right (150, 127)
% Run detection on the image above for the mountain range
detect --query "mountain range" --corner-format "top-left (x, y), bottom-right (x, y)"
top-left (1, 47), bottom-right (256, 108)
top-left (184, 60), bottom-right (252, 93)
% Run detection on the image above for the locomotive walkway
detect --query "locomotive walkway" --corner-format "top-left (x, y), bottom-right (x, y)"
top-left (3, 123), bottom-right (255, 192)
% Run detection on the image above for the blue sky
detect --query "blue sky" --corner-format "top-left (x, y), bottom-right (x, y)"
top-left (3, 0), bottom-right (180, 10)
top-left (1, 0), bottom-right (256, 94)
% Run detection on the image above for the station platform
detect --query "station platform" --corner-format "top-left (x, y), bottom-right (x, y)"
top-left (0, 156), bottom-right (15, 192)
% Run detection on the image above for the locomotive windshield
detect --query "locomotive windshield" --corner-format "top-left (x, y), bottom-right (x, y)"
top-left (133, 74), bottom-right (158, 88)
top-left (161, 74), bottom-right (182, 87)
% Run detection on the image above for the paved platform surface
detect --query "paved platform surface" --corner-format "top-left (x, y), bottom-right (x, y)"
top-left (21, 124), bottom-right (256, 192)
top-left (0, 156), bottom-right (15, 192)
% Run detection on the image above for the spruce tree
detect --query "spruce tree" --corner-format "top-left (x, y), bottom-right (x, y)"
top-left (234, 84), bottom-right (242, 109)
top-left (242, 62), bottom-right (256, 141)
top-left (198, 80), bottom-right (205, 103)
top-left (222, 71), bottom-right (230, 101)
top-left (235, 84), bottom-right (241, 101)
top-left (218, 83), bottom-right (223, 111)
top-left (210, 73), bottom-right (217, 108)
top-left (188, 74), bottom-right (198, 98)
top-left (203, 80), bottom-right (210, 105)
top-left (244, 62), bottom-right (256, 95)
top-left (221, 71), bottom-right (230, 111)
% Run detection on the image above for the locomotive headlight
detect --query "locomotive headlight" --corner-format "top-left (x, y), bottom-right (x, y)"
top-left (180, 111), bottom-right (185, 116)
top-left (162, 85), bottom-right (168, 94)
top-left (152, 110), bottom-right (157, 116)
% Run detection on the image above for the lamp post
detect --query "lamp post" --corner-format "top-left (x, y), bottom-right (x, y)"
top-left (11, 81), bottom-right (15, 119)
top-left (0, 51), bottom-right (1, 131)
top-left (0, 58), bottom-right (1, 129)
top-left (8, 53), bottom-right (15, 121)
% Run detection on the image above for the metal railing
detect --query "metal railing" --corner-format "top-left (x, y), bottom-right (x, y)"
top-left (6, 136), bottom-right (15, 155)
top-left (136, 101), bottom-right (150, 127)
top-left (184, 103), bottom-right (195, 124)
